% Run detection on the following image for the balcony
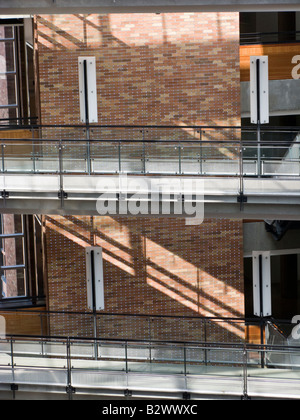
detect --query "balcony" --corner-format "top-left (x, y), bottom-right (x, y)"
top-left (0, 311), bottom-right (299, 400)
top-left (1, 0), bottom-right (300, 15)
top-left (0, 124), bottom-right (299, 219)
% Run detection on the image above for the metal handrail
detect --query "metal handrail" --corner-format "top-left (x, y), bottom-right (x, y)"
top-left (1, 333), bottom-right (300, 399)
top-left (0, 308), bottom-right (289, 344)
top-left (0, 122), bottom-right (300, 131)
top-left (240, 30), bottom-right (300, 45)
top-left (0, 333), bottom-right (296, 351)
top-left (0, 124), bottom-right (298, 208)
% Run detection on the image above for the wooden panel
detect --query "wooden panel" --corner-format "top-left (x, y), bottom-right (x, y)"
top-left (0, 129), bottom-right (36, 140)
top-left (0, 129), bottom-right (38, 156)
top-left (246, 324), bottom-right (265, 345)
top-left (0, 308), bottom-right (48, 336)
top-left (240, 42), bottom-right (300, 82)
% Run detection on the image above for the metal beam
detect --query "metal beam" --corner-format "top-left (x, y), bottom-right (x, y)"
top-left (0, 175), bottom-right (299, 219)
top-left (1, 0), bottom-right (300, 15)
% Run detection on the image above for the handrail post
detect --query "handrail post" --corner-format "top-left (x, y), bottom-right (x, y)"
top-left (66, 337), bottom-right (74, 400)
top-left (260, 317), bottom-right (265, 369)
top-left (178, 143), bottom-right (182, 175)
top-left (10, 337), bottom-right (15, 384)
top-left (40, 312), bottom-right (44, 337)
top-left (199, 129), bottom-right (203, 175)
top-left (257, 123), bottom-right (262, 177)
top-left (118, 141), bottom-right (121, 174)
top-left (86, 126), bottom-right (91, 175)
top-left (1, 144), bottom-right (5, 173)
top-left (10, 337), bottom-right (17, 399)
top-left (148, 316), bottom-right (152, 364)
top-left (183, 343), bottom-right (187, 377)
top-left (125, 341), bottom-right (129, 374)
top-left (142, 128), bottom-right (146, 174)
top-left (239, 140), bottom-right (244, 195)
top-left (239, 138), bottom-right (246, 210)
top-left (242, 345), bottom-right (249, 400)
top-left (204, 319), bottom-right (208, 366)
top-left (32, 139), bottom-right (36, 174)
top-left (93, 312), bottom-right (98, 360)
top-left (58, 140), bottom-right (65, 209)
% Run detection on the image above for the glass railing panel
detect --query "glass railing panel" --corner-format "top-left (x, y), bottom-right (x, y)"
top-left (96, 341), bottom-right (127, 372)
top-left (0, 338), bottom-right (13, 383)
top-left (46, 312), bottom-right (95, 339)
top-left (206, 346), bottom-right (244, 366)
top-left (185, 345), bottom-right (206, 372)
top-left (61, 142), bottom-right (87, 173)
top-left (11, 339), bottom-right (67, 366)
top-left (70, 340), bottom-right (95, 359)
top-left (146, 343), bottom-right (185, 375)
top-left (264, 143), bottom-right (300, 176)
top-left (247, 347), bottom-right (300, 399)
top-left (91, 127), bottom-right (144, 143)
top-left (120, 143), bottom-right (144, 174)
top-left (97, 314), bottom-right (151, 342)
top-left (204, 319), bottom-right (246, 345)
top-left (180, 144), bottom-right (202, 175)
top-left (12, 339), bottom-right (43, 356)
top-left (127, 342), bottom-right (150, 361)
top-left (201, 143), bottom-right (240, 176)
top-left (0, 338), bottom-right (11, 367)
top-left (35, 142), bottom-right (59, 173)
top-left (149, 317), bottom-right (206, 343)
top-left (145, 143), bottom-right (180, 174)
top-left (2, 142), bottom-right (35, 173)
top-left (14, 365), bottom-right (68, 387)
top-left (42, 341), bottom-right (68, 358)
top-left (91, 142), bottom-right (119, 174)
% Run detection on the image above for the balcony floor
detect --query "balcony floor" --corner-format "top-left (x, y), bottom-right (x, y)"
top-left (0, 173), bottom-right (299, 220)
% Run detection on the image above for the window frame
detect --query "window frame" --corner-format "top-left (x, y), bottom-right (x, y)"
top-left (0, 25), bottom-right (20, 122)
top-left (0, 214), bottom-right (45, 309)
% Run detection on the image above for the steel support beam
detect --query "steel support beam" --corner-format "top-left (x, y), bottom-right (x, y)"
top-left (0, 175), bottom-right (299, 219)
top-left (1, 0), bottom-right (300, 15)
top-left (1, 195), bottom-right (300, 220)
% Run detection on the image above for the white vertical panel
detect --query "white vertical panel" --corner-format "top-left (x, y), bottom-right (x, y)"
top-left (252, 251), bottom-right (272, 317)
top-left (250, 56), bottom-right (269, 124)
top-left (252, 252), bottom-right (261, 317)
top-left (0, 315), bottom-right (5, 339)
top-left (262, 252), bottom-right (272, 317)
top-left (86, 247), bottom-right (104, 311)
top-left (78, 57), bottom-right (98, 123)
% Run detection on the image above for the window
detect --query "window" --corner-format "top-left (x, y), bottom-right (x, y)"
top-left (0, 25), bottom-right (19, 122)
top-left (0, 214), bottom-right (45, 307)
top-left (0, 214), bottom-right (26, 298)
top-left (0, 19), bottom-right (36, 125)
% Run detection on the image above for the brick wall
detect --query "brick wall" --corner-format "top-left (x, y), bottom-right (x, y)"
top-left (45, 215), bottom-right (244, 342)
top-left (36, 12), bottom-right (240, 127)
top-left (36, 12), bottom-right (244, 342)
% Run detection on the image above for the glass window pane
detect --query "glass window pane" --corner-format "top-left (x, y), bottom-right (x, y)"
top-left (1, 214), bottom-right (23, 234)
top-left (0, 107), bottom-right (17, 121)
top-left (0, 27), bottom-right (13, 40)
top-left (0, 41), bottom-right (15, 72)
top-left (1, 268), bottom-right (26, 298)
top-left (1, 236), bottom-right (24, 267)
top-left (0, 74), bottom-right (17, 106)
